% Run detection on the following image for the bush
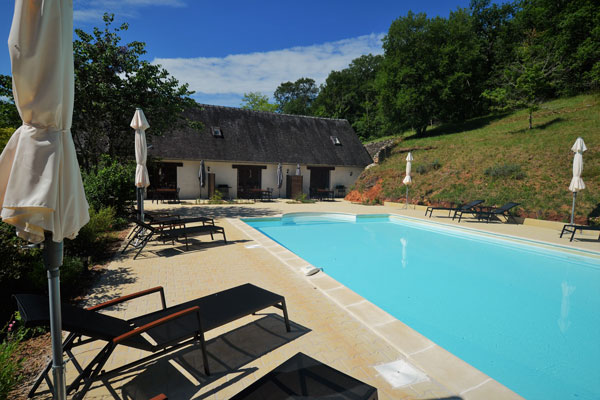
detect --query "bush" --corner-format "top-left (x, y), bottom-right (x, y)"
top-left (484, 163), bottom-right (525, 180)
top-left (294, 192), bottom-right (315, 203)
top-left (0, 127), bottom-right (14, 152)
top-left (27, 256), bottom-right (85, 296)
top-left (0, 321), bottom-right (25, 398)
top-left (415, 159), bottom-right (442, 174)
top-left (65, 206), bottom-right (115, 260)
top-left (82, 155), bottom-right (136, 216)
top-left (208, 190), bottom-right (224, 204)
top-left (0, 223), bottom-right (42, 324)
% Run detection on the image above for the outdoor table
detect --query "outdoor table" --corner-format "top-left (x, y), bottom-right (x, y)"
top-left (247, 188), bottom-right (272, 201)
top-left (230, 352), bottom-right (378, 399)
top-left (316, 189), bottom-right (335, 201)
top-left (155, 188), bottom-right (179, 203)
top-left (335, 185), bottom-right (347, 198)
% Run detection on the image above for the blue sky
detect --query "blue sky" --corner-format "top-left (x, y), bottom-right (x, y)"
top-left (2, 0), bottom-right (475, 107)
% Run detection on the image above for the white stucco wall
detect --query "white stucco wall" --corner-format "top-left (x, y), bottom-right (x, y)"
top-left (170, 159), bottom-right (364, 199)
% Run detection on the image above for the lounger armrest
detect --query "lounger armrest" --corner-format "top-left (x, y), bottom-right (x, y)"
top-left (112, 306), bottom-right (201, 345)
top-left (87, 286), bottom-right (167, 311)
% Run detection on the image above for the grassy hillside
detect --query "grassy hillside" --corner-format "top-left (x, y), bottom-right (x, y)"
top-left (351, 94), bottom-right (600, 224)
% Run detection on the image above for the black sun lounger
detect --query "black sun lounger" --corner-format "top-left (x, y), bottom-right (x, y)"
top-left (230, 352), bottom-right (378, 400)
top-left (123, 219), bottom-right (226, 259)
top-left (560, 224), bottom-right (600, 242)
top-left (425, 200), bottom-right (484, 219)
top-left (476, 202), bottom-right (520, 223)
top-left (15, 283), bottom-right (290, 400)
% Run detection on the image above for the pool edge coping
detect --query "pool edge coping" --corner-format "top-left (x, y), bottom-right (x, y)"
top-left (230, 214), bottom-right (527, 399)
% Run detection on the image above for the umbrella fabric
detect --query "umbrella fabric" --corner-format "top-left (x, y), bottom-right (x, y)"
top-left (296, 164), bottom-right (301, 176)
top-left (277, 163), bottom-right (283, 188)
top-left (131, 109), bottom-right (150, 188)
top-left (199, 160), bottom-right (206, 188)
top-left (403, 152), bottom-right (413, 185)
top-left (569, 137), bottom-right (586, 192)
top-left (0, 0), bottom-right (89, 243)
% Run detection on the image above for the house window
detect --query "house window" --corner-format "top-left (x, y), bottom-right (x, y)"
top-left (330, 136), bottom-right (341, 145)
top-left (212, 126), bottom-right (223, 137)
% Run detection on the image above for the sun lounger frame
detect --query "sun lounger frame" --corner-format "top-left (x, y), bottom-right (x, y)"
top-left (476, 202), bottom-right (520, 223)
top-left (425, 200), bottom-right (484, 220)
top-left (123, 219), bottom-right (226, 259)
top-left (15, 283), bottom-right (290, 400)
top-left (560, 224), bottom-right (600, 242)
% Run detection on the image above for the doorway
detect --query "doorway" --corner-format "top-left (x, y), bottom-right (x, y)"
top-left (309, 167), bottom-right (331, 191)
top-left (236, 165), bottom-right (263, 198)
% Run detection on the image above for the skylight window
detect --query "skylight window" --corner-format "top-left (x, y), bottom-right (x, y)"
top-left (212, 126), bottom-right (223, 137)
top-left (330, 136), bottom-right (341, 146)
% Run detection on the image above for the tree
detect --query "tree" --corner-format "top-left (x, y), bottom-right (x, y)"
top-left (483, 29), bottom-right (560, 129)
top-left (0, 75), bottom-right (20, 129)
top-left (273, 77), bottom-right (319, 115)
top-left (240, 92), bottom-right (278, 112)
top-left (510, 0), bottom-right (600, 94)
top-left (314, 54), bottom-right (384, 141)
top-left (377, 10), bottom-right (484, 136)
top-left (72, 14), bottom-right (195, 170)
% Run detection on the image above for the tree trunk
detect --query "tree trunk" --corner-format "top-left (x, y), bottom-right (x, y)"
top-left (529, 111), bottom-right (533, 129)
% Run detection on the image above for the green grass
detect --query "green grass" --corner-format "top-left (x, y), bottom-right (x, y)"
top-left (354, 94), bottom-right (600, 223)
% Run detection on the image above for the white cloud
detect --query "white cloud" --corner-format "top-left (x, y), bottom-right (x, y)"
top-left (73, 0), bottom-right (185, 23)
top-left (153, 33), bottom-right (384, 107)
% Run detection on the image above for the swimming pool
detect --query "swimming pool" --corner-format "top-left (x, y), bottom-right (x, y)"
top-left (244, 213), bottom-right (600, 400)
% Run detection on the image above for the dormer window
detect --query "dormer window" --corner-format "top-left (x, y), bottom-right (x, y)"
top-left (212, 126), bottom-right (223, 137)
top-left (330, 136), bottom-right (341, 146)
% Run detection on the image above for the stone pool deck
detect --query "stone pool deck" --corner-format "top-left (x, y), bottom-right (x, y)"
top-left (42, 199), bottom-right (598, 399)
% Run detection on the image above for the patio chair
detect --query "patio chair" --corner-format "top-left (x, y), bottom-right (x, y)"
top-left (123, 219), bottom-right (226, 259)
top-left (476, 202), bottom-right (520, 223)
top-left (230, 352), bottom-right (378, 400)
top-left (425, 200), bottom-right (484, 219)
top-left (560, 224), bottom-right (600, 242)
top-left (15, 283), bottom-right (291, 400)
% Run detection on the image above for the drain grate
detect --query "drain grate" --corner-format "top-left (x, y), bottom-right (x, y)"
top-left (374, 360), bottom-right (429, 388)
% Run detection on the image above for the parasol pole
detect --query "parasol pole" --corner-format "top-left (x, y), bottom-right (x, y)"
top-left (44, 232), bottom-right (66, 400)
top-left (570, 192), bottom-right (576, 225)
top-left (137, 187), bottom-right (144, 222)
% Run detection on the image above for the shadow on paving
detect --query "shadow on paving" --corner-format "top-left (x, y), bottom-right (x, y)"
top-left (130, 238), bottom-right (251, 259)
top-left (82, 267), bottom-right (137, 309)
top-left (96, 314), bottom-right (309, 400)
top-left (427, 397), bottom-right (463, 400)
top-left (162, 205), bottom-right (282, 220)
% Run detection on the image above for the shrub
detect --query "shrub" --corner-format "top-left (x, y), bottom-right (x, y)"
top-left (484, 163), bottom-right (525, 180)
top-left (26, 255), bottom-right (84, 296)
top-left (82, 155), bottom-right (136, 216)
top-left (0, 223), bottom-right (42, 324)
top-left (208, 190), bottom-right (224, 204)
top-left (415, 160), bottom-right (442, 174)
top-left (65, 206), bottom-right (115, 260)
top-left (0, 322), bottom-right (25, 398)
top-left (294, 192), bottom-right (315, 203)
top-left (0, 127), bottom-right (14, 152)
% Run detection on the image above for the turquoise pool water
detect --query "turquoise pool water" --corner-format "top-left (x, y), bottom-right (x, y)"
top-left (244, 213), bottom-right (600, 400)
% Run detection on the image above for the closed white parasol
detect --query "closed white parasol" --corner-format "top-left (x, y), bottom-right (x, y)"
top-left (568, 137), bottom-right (587, 224)
top-left (131, 108), bottom-right (150, 221)
top-left (0, 1), bottom-right (90, 398)
top-left (403, 152), bottom-right (413, 208)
